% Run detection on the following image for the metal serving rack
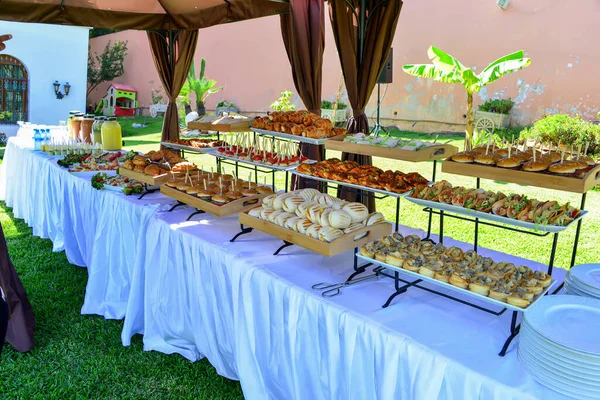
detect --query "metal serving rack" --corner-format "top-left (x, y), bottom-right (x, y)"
top-left (354, 253), bottom-right (556, 356)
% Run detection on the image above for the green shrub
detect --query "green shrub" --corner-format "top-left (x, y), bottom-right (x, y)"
top-left (494, 126), bottom-right (528, 143)
top-left (321, 100), bottom-right (333, 109)
top-left (521, 114), bottom-right (600, 155)
top-left (321, 100), bottom-right (348, 110)
top-left (479, 98), bottom-right (514, 114)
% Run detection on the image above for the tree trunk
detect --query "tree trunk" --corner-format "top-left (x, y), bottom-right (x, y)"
top-left (465, 91), bottom-right (474, 151)
top-left (184, 104), bottom-right (192, 115)
top-left (196, 103), bottom-right (206, 116)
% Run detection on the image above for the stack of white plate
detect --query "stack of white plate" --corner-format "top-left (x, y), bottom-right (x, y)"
top-left (564, 263), bottom-right (600, 299)
top-left (518, 295), bottom-right (600, 399)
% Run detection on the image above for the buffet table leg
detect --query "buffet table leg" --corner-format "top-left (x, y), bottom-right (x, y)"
top-left (186, 209), bottom-right (206, 221)
top-left (273, 241), bottom-right (293, 255)
top-left (570, 192), bottom-right (587, 268)
top-left (424, 161), bottom-right (438, 240)
top-left (395, 198), bottom-right (400, 232)
top-left (473, 178), bottom-right (481, 251)
top-left (138, 184), bottom-right (158, 200)
top-left (498, 311), bottom-right (520, 357)
top-left (547, 232), bottom-right (559, 276)
top-left (229, 224), bottom-right (254, 242)
top-left (167, 201), bottom-right (186, 212)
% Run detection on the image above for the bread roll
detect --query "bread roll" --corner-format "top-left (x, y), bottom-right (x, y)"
top-left (285, 216), bottom-right (303, 231)
top-left (267, 210), bottom-right (285, 224)
top-left (282, 196), bottom-right (305, 214)
top-left (331, 200), bottom-right (348, 210)
top-left (344, 222), bottom-right (367, 240)
top-left (276, 212), bottom-right (294, 227)
top-left (364, 212), bottom-right (385, 226)
top-left (328, 210), bottom-right (352, 229)
top-left (319, 209), bottom-right (333, 227)
top-left (318, 226), bottom-right (344, 243)
top-left (342, 202), bottom-right (369, 223)
top-left (248, 207), bottom-right (263, 218)
top-left (299, 188), bottom-right (320, 201)
top-left (262, 193), bottom-right (278, 208)
top-left (296, 218), bottom-right (313, 235)
top-left (259, 207), bottom-right (275, 220)
top-left (305, 224), bottom-right (322, 239)
top-left (272, 193), bottom-right (293, 210)
top-left (308, 204), bottom-right (327, 224)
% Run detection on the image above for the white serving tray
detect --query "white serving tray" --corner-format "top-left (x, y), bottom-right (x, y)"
top-left (160, 142), bottom-right (219, 154)
top-left (356, 253), bottom-right (556, 312)
top-left (207, 149), bottom-right (313, 172)
top-left (405, 196), bottom-right (587, 233)
top-left (290, 169), bottom-right (412, 198)
top-left (251, 127), bottom-right (339, 145)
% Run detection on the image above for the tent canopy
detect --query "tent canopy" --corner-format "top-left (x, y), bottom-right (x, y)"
top-left (0, 0), bottom-right (290, 30)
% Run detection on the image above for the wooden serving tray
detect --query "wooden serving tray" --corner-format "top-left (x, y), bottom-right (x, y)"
top-left (239, 212), bottom-right (392, 257)
top-left (442, 160), bottom-right (600, 193)
top-left (118, 167), bottom-right (176, 186)
top-left (187, 120), bottom-right (252, 132)
top-left (251, 128), bottom-right (345, 146)
top-left (325, 136), bottom-right (458, 162)
top-left (161, 185), bottom-right (267, 217)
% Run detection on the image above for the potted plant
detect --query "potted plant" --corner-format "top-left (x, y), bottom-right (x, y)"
top-left (215, 100), bottom-right (238, 116)
top-left (178, 84), bottom-right (192, 115)
top-left (270, 90), bottom-right (296, 111)
top-left (321, 100), bottom-right (349, 123)
top-left (475, 98), bottom-right (514, 130)
top-left (403, 46), bottom-right (530, 150)
top-left (186, 58), bottom-right (222, 116)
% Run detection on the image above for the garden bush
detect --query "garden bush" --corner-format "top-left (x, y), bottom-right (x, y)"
top-left (478, 98), bottom-right (514, 115)
top-left (521, 114), bottom-right (600, 155)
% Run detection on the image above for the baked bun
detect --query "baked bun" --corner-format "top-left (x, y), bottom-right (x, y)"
top-left (273, 193), bottom-right (293, 210)
top-left (331, 200), bottom-right (348, 210)
top-left (133, 155), bottom-right (148, 166)
top-left (257, 186), bottom-right (274, 195)
top-left (364, 212), bottom-right (385, 226)
top-left (296, 201), bottom-right (314, 218)
top-left (473, 154), bottom-right (496, 165)
top-left (342, 202), bottom-right (369, 223)
top-left (144, 164), bottom-right (161, 176)
top-left (328, 210), bottom-right (352, 229)
top-left (226, 191), bottom-right (243, 200)
top-left (267, 210), bottom-right (285, 224)
top-left (308, 204), bottom-right (327, 224)
top-left (262, 193), bottom-right (278, 208)
top-left (259, 207), bottom-right (275, 220)
top-left (451, 152), bottom-right (474, 163)
top-left (548, 162), bottom-right (577, 174)
top-left (496, 157), bottom-right (522, 169)
top-left (522, 159), bottom-right (550, 172)
top-left (319, 209), bottom-right (333, 227)
top-left (275, 212), bottom-right (294, 227)
top-left (344, 222), bottom-right (367, 240)
top-left (299, 188), bottom-right (320, 201)
top-left (248, 207), bottom-right (263, 218)
top-left (212, 195), bottom-right (229, 205)
top-left (285, 216), bottom-right (303, 231)
top-left (318, 226), bottom-right (344, 242)
top-left (282, 196), bottom-right (305, 214)
top-left (296, 218), bottom-right (313, 235)
top-left (186, 187), bottom-right (199, 195)
top-left (305, 224), bottom-right (322, 239)
top-left (542, 152), bottom-right (562, 163)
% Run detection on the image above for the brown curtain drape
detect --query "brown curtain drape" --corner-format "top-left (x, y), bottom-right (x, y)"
top-left (329, 0), bottom-right (402, 210)
top-left (281, 0), bottom-right (326, 191)
top-left (0, 223), bottom-right (34, 352)
top-left (147, 30), bottom-right (199, 143)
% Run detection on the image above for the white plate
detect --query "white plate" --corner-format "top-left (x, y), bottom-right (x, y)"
top-left (518, 348), bottom-right (600, 399)
top-left (520, 327), bottom-right (600, 371)
top-left (565, 279), bottom-right (600, 298)
top-left (356, 253), bottom-right (556, 312)
top-left (251, 127), bottom-right (334, 145)
top-left (405, 196), bottom-right (587, 233)
top-left (525, 295), bottom-right (600, 355)
top-left (292, 171), bottom-right (412, 199)
top-left (570, 264), bottom-right (600, 291)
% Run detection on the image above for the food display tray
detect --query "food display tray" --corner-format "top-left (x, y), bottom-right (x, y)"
top-left (160, 142), bottom-right (220, 154)
top-left (160, 185), bottom-right (267, 217)
top-left (239, 212), bottom-right (392, 257)
top-left (206, 149), bottom-right (313, 172)
top-left (250, 128), bottom-right (344, 146)
top-left (118, 167), bottom-right (177, 186)
top-left (325, 136), bottom-right (458, 162)
top-left (442, 160), bottom-right (600, 193)
top-left (187, 120), bottom-right (252, 132)
top-left (405, 196), bottom-right (588, 233)
top-left (356, 253), bottom-right (556, 312)
top-left (290, 169), bottom-right (413, 198)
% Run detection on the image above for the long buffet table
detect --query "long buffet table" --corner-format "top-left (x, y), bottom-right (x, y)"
top-left (1, 137), bottom-right (569, 399)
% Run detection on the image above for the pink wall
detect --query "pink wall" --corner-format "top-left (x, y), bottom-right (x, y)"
top-left (89, 0), bottom-right (600, 131)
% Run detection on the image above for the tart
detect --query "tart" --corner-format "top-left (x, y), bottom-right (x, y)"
top-left (419, 260), bottom-right (443, 278)
top-left (533, 270), bottom-right (552, 288)
top-left (506, 292), bottom-right (531, 308)
top-left (403, 254), bottom-right (426, 273)
top-left (469, 275), bottom-right (494, 296)
top-left (360, 243), bottom-right (376, 259)
top-left (434, 266), bottom-right (455, 283)
top-left (489, 285), bottom-right (512, 302)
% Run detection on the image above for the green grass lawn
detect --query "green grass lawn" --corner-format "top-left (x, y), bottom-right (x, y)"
top-left (1, 117), bottom-right (599, 397)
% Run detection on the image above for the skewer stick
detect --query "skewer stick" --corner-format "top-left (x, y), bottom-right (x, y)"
top-left (585, 141), bottom-right (590, 156)
top-left (561, 150), bottom-right (565, 163)
top-left (533, 148), bottom-right (536, 162)
top-left (508, 143), bottom-right (512, 158)
top-left (203, 179), bottom-right (207, 191)
top-left (577, 144), bottom-right (582, 160)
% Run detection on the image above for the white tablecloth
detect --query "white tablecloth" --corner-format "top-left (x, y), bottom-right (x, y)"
top-left (1, 138), bottom-right (570, 399)
top-left (0, 138), bottom-right (173, 319)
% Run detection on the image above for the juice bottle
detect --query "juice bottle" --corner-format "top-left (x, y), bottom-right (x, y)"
top-left (101, 117), bottom-right (122, 151)
top-left (72, 113), bottom-right (84, 142)
top-left (92, 116), bottom-right (104, 145)
top-left (67, 110), bottom-right (80, 140)
top-left (81, 114), bottom-right (94, 143)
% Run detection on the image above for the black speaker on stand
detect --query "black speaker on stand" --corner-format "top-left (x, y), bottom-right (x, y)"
top-left (372, 48), bottom-right (393, 137)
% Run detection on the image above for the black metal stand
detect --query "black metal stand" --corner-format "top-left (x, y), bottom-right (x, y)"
top-left (274, 241), bottom-right (293, 255)
top-left (499, 311), bottom-right (520, 357)
top-left (167, 201), bottom-right (186, 212)
top-left (371, 83), bottom-right (387, 137)
top-left (186, 209), bottom-right (205, 221)
top-left (216, 157), bottom-right (282, 192)
top-left (137, 183), bottom-right (157, 200)
top-left (230, 224), bottom-right (253, 242)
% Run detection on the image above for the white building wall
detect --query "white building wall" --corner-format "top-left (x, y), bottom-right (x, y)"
top-left (0, 21), bottom-right (89, 137)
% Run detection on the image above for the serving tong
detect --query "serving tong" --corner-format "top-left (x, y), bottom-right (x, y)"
top-left (312, 266), bottom-right (385, 298)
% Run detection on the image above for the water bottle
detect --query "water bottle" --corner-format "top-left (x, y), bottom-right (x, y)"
top-left (33, 129), bottom-right (42, 150)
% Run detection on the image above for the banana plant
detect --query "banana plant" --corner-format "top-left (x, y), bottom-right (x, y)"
top-left (403, 46), bottom-right (531, 150)
top-left (186, 58), bottom-right (222, 114)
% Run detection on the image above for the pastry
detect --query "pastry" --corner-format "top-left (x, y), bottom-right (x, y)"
top-left (342, 202), bottom-right (369, 223)
top-left (419, 260), bottom-right (443, 278)
top-left (363, 212), bottom-right (385, 227)
top-left (319, 227), bottom-right (344, 242)
top-left (248, 207), bottom-right (263, 218)
top-left (296, 218), bottom-right (313, 235)
top-left (282, 196), bottom-right (305, 214)
top-left (305, 224), bottom-right (322, 239)
top-left (403, 254), bottom-right (426, 273)
top-left (144, 164), bottom-right (161, 176)
top-left (469, 275), bottom-right (494, 296)
top-left (328, 210), bottom-right (352, 229)
top-left (344, 222), bottom-right (367, 240)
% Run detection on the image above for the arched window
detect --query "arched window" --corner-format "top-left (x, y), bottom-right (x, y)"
top-left (0, 55), bottom-right (28, 124)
